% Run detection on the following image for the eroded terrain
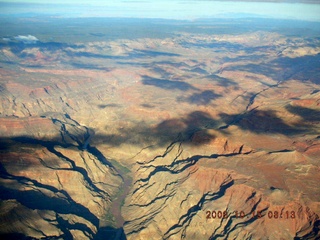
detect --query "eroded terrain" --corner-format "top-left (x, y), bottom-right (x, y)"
top-left (0, 18), bottom-right (319, 239)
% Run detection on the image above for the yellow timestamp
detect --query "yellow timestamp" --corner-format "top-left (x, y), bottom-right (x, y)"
top-left (206, 210), bottom-right (296, 219)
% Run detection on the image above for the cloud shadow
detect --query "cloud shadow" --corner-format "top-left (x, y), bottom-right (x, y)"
top-left (223, 53), bottom-right (320, 84)
top-left (94, 111), bottom-right (218, 147)
top-left (141, 75), bottom-right (196, 91)
top-left (206, 74), bottom-right (239, 87)
top-left (285, 105), bottom-right (320, 122)
top-left (177, 90), bottom-right (221, 105)
top-left (219, 109), bottom-right (313, 135)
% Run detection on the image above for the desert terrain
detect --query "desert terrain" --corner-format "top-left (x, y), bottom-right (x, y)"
top-left (0, 17), bottom-right (319, 239)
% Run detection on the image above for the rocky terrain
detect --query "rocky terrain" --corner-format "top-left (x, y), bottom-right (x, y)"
top-left (0, 17), bottom-right (319, 239)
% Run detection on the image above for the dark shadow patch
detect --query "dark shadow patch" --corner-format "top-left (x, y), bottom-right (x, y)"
top-left (65, 50), bottom-right (124, 60)
top-left (117, 60), bottom-right (189, 70)
top-left (134, 49), bottom-right (180, 57)
top-left (154, 60), bottom-right (190, 68)
top-left (151, 66), bottom-right (172, 78)
top-left (94, 226), bottom-right (127, 240)
top-left (177, 90), bottom-right (221, 105)
top-left (223, 53), bottom-right (320, 84)
top-left (223, 53), bottom-right (269, 63)
top-left (18, 51), bottom-right (35, 58)
top-left (115, 61), bottom-right (151, 67)
top-left (6, 42), bottom-right (26, 55)
top-left (0, 41), bottom-right (83, 57)
top-left (140, 103), bottom-right (154, 108)
top-left (219, 109), bottom-right (307, 135)
top-left (24, 64), bottom-right (44, 68)
top-left (189, 67), bottom-right (208, 75)
top-left (95, 111), bottom-right (217, 147)
top-left (286, 105), bottom-right (320, 122)
top-left (206, 74), bottom-right (238, 87)
top-left (223, 63), bottom-right (283, 82)
top-left (0, 136), bottom-right (125, 238)
top-left (142, 75), bottom-right (196, 91)
top-left (0, 60), bottom-right (16, 65)
top-left (71, 62), bottom-right (109, 71)
top-left (0, 233), bottom-right (34, 240)
top-left (180, 40), bottom-right (245, 53)
top-left (37, 41), bottom-right (85, 51)
top-left (0, 139), bottom-right (13, 151)
top-left (98, 103), bottom-right (121, 109)
top-left (0, 163), bottom-right (99, 228)
top-left (65, 49), bottom-right (179, 61)
top-left (269, 149), bottom-right (293, 153)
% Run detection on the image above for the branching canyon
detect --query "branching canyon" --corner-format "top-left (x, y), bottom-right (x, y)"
top-left (0, 17), bottom-right (319, 239)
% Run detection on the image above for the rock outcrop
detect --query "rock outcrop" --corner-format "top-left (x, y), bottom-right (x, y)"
top-left (0, 17), bottom-right (319, 239)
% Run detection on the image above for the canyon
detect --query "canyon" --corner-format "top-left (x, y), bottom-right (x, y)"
top-left (0, 17), bottom-right (319, 239)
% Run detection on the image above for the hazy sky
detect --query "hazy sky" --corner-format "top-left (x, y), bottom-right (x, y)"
top-left (1, 0), bottom-right (320, 21)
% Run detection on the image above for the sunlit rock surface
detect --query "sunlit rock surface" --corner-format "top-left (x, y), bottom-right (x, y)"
top-left (0, 17), bottom-right (319, 239)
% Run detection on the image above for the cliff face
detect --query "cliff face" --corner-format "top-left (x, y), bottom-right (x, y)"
top-left (0, 116), bottom-right (123, 239)
top-left (123, 140), bottom-right (319, 239)
top-left (0, 18), bottom-right (320, 239)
